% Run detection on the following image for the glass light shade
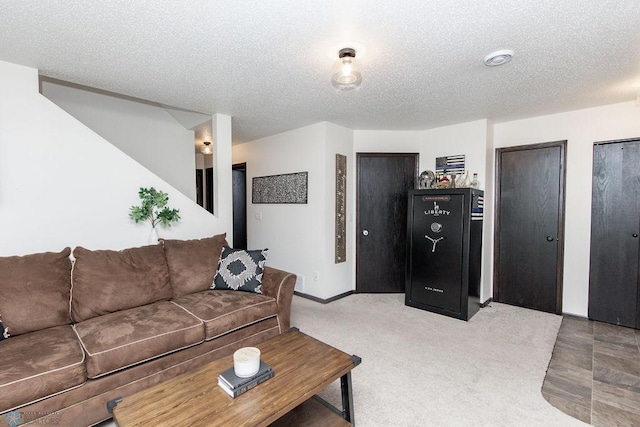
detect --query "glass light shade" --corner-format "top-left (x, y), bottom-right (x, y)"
top-left (332, 52), bottom-right (362, 90)
top-left (200, 141), bottom-right (213, 155)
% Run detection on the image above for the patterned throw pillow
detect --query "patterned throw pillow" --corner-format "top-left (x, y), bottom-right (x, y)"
top-left (0, 313), bottom-right (9, 341)
top-left (212, 247), bottom-right (268, 293)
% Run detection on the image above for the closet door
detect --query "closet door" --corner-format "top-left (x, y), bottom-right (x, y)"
top-left (589, 139), bottom-right (640, 328)
top-left (494, 142), bottom-right (565, 314)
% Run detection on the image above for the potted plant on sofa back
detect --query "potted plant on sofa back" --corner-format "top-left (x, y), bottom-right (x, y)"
top-left (129, 187), bottom-right (180, 244)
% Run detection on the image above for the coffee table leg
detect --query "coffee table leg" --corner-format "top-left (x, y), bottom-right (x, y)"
top-left (340, 372), bottom-right (355, 424)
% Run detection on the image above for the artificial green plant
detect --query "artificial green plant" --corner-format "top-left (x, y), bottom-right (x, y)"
top-left (129, 187), bottom-right (180, 229)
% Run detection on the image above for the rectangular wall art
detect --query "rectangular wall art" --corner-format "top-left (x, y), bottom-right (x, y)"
top-left (252, 172), bottom-right (308, 204)
top-left (335, 154), bottom-right (347, 263)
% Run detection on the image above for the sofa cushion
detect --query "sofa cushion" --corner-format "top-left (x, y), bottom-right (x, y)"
top-left (162, 233), bottom-right (227, 299)
top-left (0, 325), bottom-right (86, 413)
top-left (173, 290), bottom-right (278, 340)
top-left (212, 247), bottom-right (268, 293)
top-left (0, 248), bottom-right (72, 336)
top-left (71, 245), bottom-right (172, 322)
top-left (73, 301), bottom-right (204, 378)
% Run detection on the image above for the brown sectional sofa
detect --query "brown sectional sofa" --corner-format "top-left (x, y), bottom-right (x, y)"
top-left (0, 234), bottom-right (296, 426)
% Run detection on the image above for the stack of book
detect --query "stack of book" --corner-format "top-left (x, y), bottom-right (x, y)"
top-left (217, 361), bottom-right (274, 398)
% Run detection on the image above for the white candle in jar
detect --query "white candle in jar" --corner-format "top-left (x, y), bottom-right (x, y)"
top-left (233, 347), bottom-right (261, 378)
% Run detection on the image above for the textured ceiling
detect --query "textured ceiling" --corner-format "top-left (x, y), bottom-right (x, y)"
top-left (1, 1), bottom-right (639, 143)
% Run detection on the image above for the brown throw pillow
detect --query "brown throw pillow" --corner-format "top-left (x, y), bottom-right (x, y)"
top-left (162, 233), bottom-right (227, 299)
top-left (71, 245), bottom-right (172, 322)
top-left (0, 248), bottom-right (72, 336)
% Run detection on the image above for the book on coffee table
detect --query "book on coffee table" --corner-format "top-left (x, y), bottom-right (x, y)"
top-left (218, 361), bottom-right (274, 398)
top-left (217, 368), bottom-right (274, 398)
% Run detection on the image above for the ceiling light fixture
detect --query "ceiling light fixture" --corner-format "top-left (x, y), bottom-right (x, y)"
top-left (200, 141), bottom-right (213, 155)
top-left (484, 49), bottom-right (514, 67)
top-left (332, 48), bottom-right (362, 90)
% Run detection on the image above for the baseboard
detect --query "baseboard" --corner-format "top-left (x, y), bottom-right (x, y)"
top-left (480, 297), bottom-right (493, 308)
top-left (294, 290), bottom-right (354, 304)
top-left (562, 312), bottom-right (589, 320)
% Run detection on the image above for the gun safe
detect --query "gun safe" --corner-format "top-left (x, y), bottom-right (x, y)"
top-left (405, 188), bottom-right (483, 320)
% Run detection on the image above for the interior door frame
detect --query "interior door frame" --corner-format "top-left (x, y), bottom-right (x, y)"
top-left (493, 140), bottom-right (567, 314)
top-left (355, 152), bottom-right (419, 293)
top-left (232, 162), bottom-right (247, 250)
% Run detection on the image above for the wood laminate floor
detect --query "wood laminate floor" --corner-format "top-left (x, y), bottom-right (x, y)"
top-left (542, 315), bottom-right (640, 426)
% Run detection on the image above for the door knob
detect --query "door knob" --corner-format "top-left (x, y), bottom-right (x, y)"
top-left (633, 233), bottom-right (639, 238)
top-left (546, 236), bottom-right (555, 242)
top-left (362, 230), bottom-right (369, 236)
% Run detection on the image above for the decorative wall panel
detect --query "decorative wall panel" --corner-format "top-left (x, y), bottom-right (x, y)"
top-left (335, 154), bottom-right (347, 263)
top-left (252, 172), bottom-right (308, 204)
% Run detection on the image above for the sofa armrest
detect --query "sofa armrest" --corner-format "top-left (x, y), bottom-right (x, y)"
top-left (261, 266), bottom-right (296, 332)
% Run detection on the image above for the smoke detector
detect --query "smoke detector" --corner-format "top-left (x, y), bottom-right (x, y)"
top-left (484, 50), bottom-right (514, 67)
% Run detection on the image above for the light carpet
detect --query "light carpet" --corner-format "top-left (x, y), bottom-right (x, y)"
top-left (292, 294), bottom-right (587, 427)
top-left (98, 294), bottom-right (586, 426)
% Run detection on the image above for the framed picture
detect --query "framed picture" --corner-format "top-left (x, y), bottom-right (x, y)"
top-left (252, 172), bottom-right (308, 204)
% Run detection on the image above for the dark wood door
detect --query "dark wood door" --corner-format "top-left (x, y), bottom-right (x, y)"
top-left (232, 163), bottom-right (247, 250)
top-left (589, 139), bottom-right (640, 328)
top-left (206, 167), bottom-right (214, 214)
top-left (196, 169), bottom-right (204, 207)
top-left (356, 153), bottom-right (418, 293)
top-left (495, 141), bottom-right (566, 314)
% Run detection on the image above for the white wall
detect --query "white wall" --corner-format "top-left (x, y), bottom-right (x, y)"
top-left (354, 121), bottom-right (492, 301)
top-left (421, 120), bottom-right (487, 185)
top-left (421, 119), bottom-right (491, 302)
top-left (0, 60), bottom-right (231, 256)
top-left (233, 102), bottom-right (640, 315)
top-left (483, 121), bottom-right (496, 307)
top-left (493, 102), bottom-right (640, 316)
top-left (212, 113), bottom-right (234, 242)
top-left (354, 109), bottom-right (640, 315)
top-left (324, 123), bottom-right (355, 298)
top-left (233, 99), bottom-right (640, 314)
top-left (233, 122), bottom-right (354, 299)
top-left (22, 54), bottom-right (636, 317)
top-left (233, 123), bottom-right (327, 294)
top-left (353, 121), bottom-right (488, 183)
top-left (353, 130), bottom-right (423, 152)
top-left (41, 81), bottom-right (196, 200)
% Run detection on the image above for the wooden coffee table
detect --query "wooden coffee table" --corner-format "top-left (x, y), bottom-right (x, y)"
top-left (112, 329), bottom-right (361, 426)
